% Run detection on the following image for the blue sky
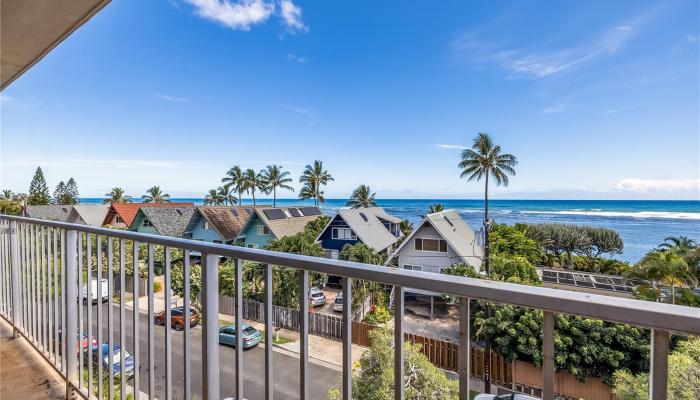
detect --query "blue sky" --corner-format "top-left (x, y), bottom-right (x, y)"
top-left (1, 0), bottom-right (698, 200)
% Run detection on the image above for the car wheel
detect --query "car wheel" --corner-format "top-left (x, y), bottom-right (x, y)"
top-left (174, 322), bottom-right (183, 331)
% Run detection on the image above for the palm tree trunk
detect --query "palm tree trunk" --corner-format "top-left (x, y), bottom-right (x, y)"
top-left (252, 191), bottom-right (256, 206)
top-left (273, 188), bottom-right (277, 208)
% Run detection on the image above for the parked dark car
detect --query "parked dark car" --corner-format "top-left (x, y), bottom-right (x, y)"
top-left (84, 343), bottom-right (138, 381)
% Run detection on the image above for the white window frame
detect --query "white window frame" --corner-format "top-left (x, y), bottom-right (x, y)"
top-left (257, 225), bottom-right (270, 235)
top-left (402, 264), bottom-right (423, 271)
top-left (247, 244), bottom-right (259, 249)
top-left (143, 219), bottom-right (152, 227)
top-left (332, 227), bottom-right (356, 240)
top-left (203, 221), bottom-right (210, 229)
top-left (414, 237), bottom-right (448, 253)
top-left (115, 215), bottom-right (124, 224)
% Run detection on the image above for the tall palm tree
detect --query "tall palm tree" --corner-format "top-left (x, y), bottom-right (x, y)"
top-left (427, 203), bottom-right (444, 214)
top-left (242, 169), bottom-right (266, 206)
top-left (658, 236), bottom-right (697, 255)
top-left (458, 132), bottom-right (517, 393)
top-left (142, 186), bottom-right (171, 203)
top-left (346, 185), bottom-right (377, 208)
top-left (1, 190), bottom-right (13, 200)
top-left (204, 189), bottom-right (225, 205)
top-left (627, 251), bottom-right (698, 304)
top-left (218, 184), bottom-right (237, 206)
top-left (261, 165), bottom-right (294, 207)
top-left (103, 187), bottom-right (133, 204)
top-left (222, 165), bottom-right (246, 205)
top-left (299, 160), bottom-right (334, 206)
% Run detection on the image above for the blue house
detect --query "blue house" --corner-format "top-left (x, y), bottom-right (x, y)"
top-left (237, 206), bottom-right (323, 248)
top-left (184, 206), bottom-right (257, 245)
top-left (316, 207), bottom-right (403, 259)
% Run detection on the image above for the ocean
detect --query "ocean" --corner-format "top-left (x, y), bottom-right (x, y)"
top-left (81, 198), bottom-right (700, 263)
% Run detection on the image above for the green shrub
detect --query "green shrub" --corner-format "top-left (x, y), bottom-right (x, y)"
top-left (153, 281), bottom-right (163, 293)
top-left (362, 304), bottom-right (392, 325)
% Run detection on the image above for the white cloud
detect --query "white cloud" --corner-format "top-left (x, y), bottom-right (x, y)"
top-left (686, 34), bottom-right (699, 43)
top-left (542, 103), bottom-right (565, 114)
top-left (186, 0), bottom-right (275, 31)
top-left (434, 144), bottom-right (468, 150)
top-left (2, 157), bottom-right (198, 170)
top-left (155, 93), bottom-right (189, 102)
top-left (287, 53), bottom-right (308, 63)
top-left (279, 0), bottom-right (307, 32)
top-left (286, 106), bottom-right (310, 114)
top-left (616, 178), bottom-right (700, 193)
top-left (452, 9), bottom-right (657, 79)
top-left (602, 105), bottom-right (639, 114)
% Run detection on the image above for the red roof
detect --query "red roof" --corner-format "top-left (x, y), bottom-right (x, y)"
top-left (105, 202), bottom-right (194, 227)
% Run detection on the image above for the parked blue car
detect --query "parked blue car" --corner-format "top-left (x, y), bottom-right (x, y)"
top-left (219, 323), bottom-right (262, 349)
top-left (84, 343), bottom-right (138, 381)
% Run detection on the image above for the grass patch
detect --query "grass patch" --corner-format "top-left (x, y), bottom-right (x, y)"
top-left (112, 293), bottom-right (133, 304)
top-left (260, 330), bottom-right (295, 345)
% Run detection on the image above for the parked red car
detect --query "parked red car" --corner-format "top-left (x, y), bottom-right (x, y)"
top-left (154, 307), bottom-right (200, 330)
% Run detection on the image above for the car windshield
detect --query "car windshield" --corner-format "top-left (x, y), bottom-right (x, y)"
top-left (104, 351), bottom-right (125, 365)
top-left (311, 292), bottom-right (324, 297)
top-left (243, 326), bottom-right (257, 334)
top-left (494, 395), bottom-right (514, 400)
top-left (335, 297), bottom-right (343, 303)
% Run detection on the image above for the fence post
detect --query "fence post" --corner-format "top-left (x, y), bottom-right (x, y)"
top-left (64, 229), bottom-right (78, 399)
top-left (9, 221), bottom-right (20, 337)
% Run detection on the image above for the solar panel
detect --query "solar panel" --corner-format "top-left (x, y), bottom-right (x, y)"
top-left (230, 208), bottom-right (238, 217)
top-left (264, 208), bottom-right (287, 220)
top-left (289, 208), bottom-right (303, 217)
top-left (300, 207), bottom-right (321, 216)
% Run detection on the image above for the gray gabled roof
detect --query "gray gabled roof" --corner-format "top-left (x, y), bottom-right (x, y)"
top-left (24, 205), bottom-right (73, 222)
top-left (330, 207), bottom-right (403, 252)
top-left (244, 207), bottom-right (322, 239)
top-left (139, 206), bottom-right (195, 237)
top-left (389, 210), bottom-right (483, 268)
top-left (67, 204), bottom-right (109, 226)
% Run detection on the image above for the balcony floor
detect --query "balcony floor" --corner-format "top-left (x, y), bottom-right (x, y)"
top-left (0, 318), bottom-right (66, 400)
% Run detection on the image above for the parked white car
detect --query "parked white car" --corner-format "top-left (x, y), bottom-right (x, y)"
top-left (473, 394), bottom-right (540, 400)
top-left (309, 287), bottom-right (326, 307)
top-left (333, 293), bottom-right (343, 312)
top-left (81, 278), bottom-right (108, 306)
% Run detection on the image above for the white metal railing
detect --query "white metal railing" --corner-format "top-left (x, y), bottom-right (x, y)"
top-left (0, 215), bottom-right (699, 400)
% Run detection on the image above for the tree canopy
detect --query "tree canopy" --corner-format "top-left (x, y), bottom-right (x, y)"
top-left (28, 167), bottom-right (51, 205)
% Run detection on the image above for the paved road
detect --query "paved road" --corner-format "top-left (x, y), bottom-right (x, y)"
top-left (30, 299), bottom-right (341, 399)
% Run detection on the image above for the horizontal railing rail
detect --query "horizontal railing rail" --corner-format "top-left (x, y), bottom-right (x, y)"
top-left (0, 214), bottom-right (698, 400)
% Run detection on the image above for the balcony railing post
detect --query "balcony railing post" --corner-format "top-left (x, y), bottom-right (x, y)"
top-left (458, 297), bottom-right (470, 399)
top-left (202, 253), bottom-right (220, 400)
top-left (394, 285), bottom-right (404, 400)
top-left (9, 220), bottom-right (20, 336)
top-left (64, 229), bottom-right (78, 399)
top-left (542, 311), bottom-right (555, 400)
top-left (650, 329), bottom-right (670, 400)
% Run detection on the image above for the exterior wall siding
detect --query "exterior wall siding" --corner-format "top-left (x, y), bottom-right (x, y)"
top-left (318, 215), bottom-right (361, 251)
top-left (187, 216), bottom-right (225, 243)
top-left (396, 224), bottom-right (462, 274)
top-left (129, 213), bottom-right (159, 235)
top-left (239, 215), bottom-right (274, 248)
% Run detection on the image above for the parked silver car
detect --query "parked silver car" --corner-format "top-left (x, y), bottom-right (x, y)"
top-left (309, 287), bottom-right (326, 307)
top-left (333, 293), bottom-right (343, 312)
top-left (473, 393), bottom-right (540, 400)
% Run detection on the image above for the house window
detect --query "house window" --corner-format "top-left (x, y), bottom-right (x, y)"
top-left (324, 249), bottom-right (340, 260)
top-left (414, 238), bottom-right (447, 253)
top-left (247, 244), bottom-right (259, 249)
top-left (203, 221), bottom-right (210, 229)
top-left (257, 225), bottom-right (270, 235)
top-left (143, 219), bottom-right (152, 227)
top-left (332, 227), bottom-right (356, 240)
top-left (213, 240), bottom-right (223, 244)
top-left (115, 215), bottom-right (124, 224)
top-left (403, 264), bottom-right (423, 271)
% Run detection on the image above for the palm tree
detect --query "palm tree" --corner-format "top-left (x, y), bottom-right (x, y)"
top-left (458, 132), bottom-right (517, 393)
top-left (204, 189), bottom-right (225, 205)
top-left (627, 251), bottom-right (698, 304)
top-left (222, 165), bottom-right (246, 205)
top-left (142, 186), bottom-right (171, 203)
top-left (399, 220), bottom-right (413, 237)
top-left (1, 190), bottom-right (13, 200)
top-left (299, 160), bottom-right (334, 206)
top-left (218, 185), bottom-right (237, 206)
top-left (261, 165), bottom-right (294, 207)
top-left (658, 236), bottom-right (697, 255)
top-left (427, 203), bottom-right (444, 214)
top-left (103, 187), bottom-right (133, 204)
top-left (241, 169), bottom-right (266, 206)
top-left (346, 185), bottom-right (377, 208)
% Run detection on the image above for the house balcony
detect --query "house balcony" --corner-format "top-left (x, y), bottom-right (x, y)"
top-left (0, 215), bottom-right (699, 400)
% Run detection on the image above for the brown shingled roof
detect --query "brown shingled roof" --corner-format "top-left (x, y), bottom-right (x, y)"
top-left (104, 202), bottom-right (194, 227)
top-left (196, 206), bottom-right (269, 241)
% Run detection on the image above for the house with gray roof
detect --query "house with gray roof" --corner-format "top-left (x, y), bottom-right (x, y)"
top-left (67, 204), bottom-right (109, 226)
top-left (386, 210), bottom-right (483, 318)
top-left (129, 206), bottom-right (195, 237)
top-left (23, 205), bottom-right (73, 222)
top-left (316, 207), bottom-right (403, 259)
